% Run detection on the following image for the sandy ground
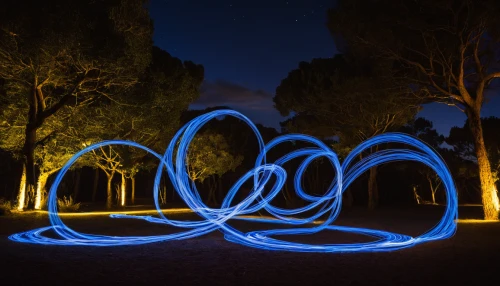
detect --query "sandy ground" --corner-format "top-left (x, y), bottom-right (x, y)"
top-left (1, 206), bottom-right (499, 286)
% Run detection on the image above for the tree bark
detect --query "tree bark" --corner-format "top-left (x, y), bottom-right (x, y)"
top-left (34, 172), bottom-right (49, 209)
top-left (368, 166), bottom-right (379, 210)
top-left (23, 126), bottom-right (37, 210)
top-left (23, 86), bottom-right (39, 210)
top-left (17, 163), bottom-right (27, 211)
top-left (73, 169), bottom-right (82, 202)
top-left (120, 172), bottom-right (126, 207)
top-left (426, 175), bottom-right (440, 205)
top-left (131, 176), bottom-right (136, 205)
top-left (218, 176), bottom-right (223, 204)
top-left (106, 171), bottom-right (115, 209)
top-left (92, 168), bottom-right (99, 202)
top-left (467, 109), bottom-right (499, 220)
top-left (207, 177), bottom-right (217, 205)
top-left (413, 186), bottom-right (421, 205)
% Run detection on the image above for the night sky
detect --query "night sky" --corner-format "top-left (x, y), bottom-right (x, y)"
top-left (150, 0), bottom-right (500, 136)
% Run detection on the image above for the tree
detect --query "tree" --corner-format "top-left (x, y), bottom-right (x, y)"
top-left (0, 0), bottom-right (153, 209)
top-left (186, 132), bottom-right (243, 205)
top-left (274, 56), bottom-right (419, 209)
top-left (447, 117), bottom-right (500, 209)
top-left (0, 97), bottom-right (91, 209)
top-left (447, 117), bottom-right (500, 170)
top-left (76, 46), bottom-right (204, 209)
top-left (400, 118), bottom-right (445, 205)
top-left (328, 0), bottom-right (500, 219)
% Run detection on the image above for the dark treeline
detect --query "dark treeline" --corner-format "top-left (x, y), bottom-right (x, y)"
top-left (1, 0), bottom-right (499, 216)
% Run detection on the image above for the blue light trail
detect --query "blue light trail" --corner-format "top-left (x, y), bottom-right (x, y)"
top-left (9, 110), bottom-right (458, 252)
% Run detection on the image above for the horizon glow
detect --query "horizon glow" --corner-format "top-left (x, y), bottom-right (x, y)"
top-left (9, 109), bottom-right (458, 252)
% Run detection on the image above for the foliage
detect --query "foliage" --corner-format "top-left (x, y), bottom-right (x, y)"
top-left (447, 117), bottom-right (500, 180)
top-left (328, 0), bottom-right (500, 219)
top-left (186, 132), bottom-right (244, 182)
top-left (0, 198), bottom-right (13, 215)
top-left (79, 46), bottom-right (205, 173)
top-left (274, 55), bottom-right (419, 142)
top-left (399, 118), bottom-right (445, 148)
top-left (274, 55), bottom-right (420, 209)
top-left (57, 196), bottom-right (80, 212)
top-left (0, 0), bottom-right (154, 208)
top-left (49, 46), bottom-right (205, 208)
top-left (328, 0), bottom-right (500, 109)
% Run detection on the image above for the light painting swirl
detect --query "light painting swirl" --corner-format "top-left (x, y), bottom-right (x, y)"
top-left (9, 109), bottom-right (458, 252)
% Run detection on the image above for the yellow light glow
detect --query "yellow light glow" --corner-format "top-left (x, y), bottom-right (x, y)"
top-left (34, 180), bottom-right (42, 210)
top-left (17, 169), bottom-right (26, 211)
top-left (120, 181), bottom-right (125, 207)
top-left (24, 208), bottom-right (194, 216)
top-left (492, 186), bottom-right (500, 212)
top-left (456, 219), bottom-right (500, 224)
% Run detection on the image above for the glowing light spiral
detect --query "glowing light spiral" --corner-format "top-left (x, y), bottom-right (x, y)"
top-left (9, 110), bottom-right (458, 252)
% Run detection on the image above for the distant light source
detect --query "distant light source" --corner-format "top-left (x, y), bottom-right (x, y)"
top-left (9, 110), bottom-right (458, 253)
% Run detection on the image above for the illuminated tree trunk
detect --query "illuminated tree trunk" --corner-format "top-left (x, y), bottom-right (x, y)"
top-left (106, 171), bottom-right (115, 209)
top-left (468, 109), bottom-right (500, 220)
top-left (413, 186), bottom-right (422, 205)
top-left (34, 173), bottom-right (49, 210)
top-left (426, 175), bottom-right (441, 205)
top-left (73, 169), bottom-right (82, 202)
top-left (17, 164), bottom-right (27, 211)
top-left (120, 172), bottom-right (126, 207)
top-left (92, 168), bottom-right (99, 202)
top-left (131, 176), bottom-right (136, 205)
top-left (367, 166), bottom-right (378, 210)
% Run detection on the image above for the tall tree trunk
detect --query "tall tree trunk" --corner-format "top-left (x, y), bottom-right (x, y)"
top-left (368, 166), bottom-right (379, 210)
top-left (92, 168), bottom-right (99, 202)
top-left (131, 176), bottom-right (136, 205)
top-left (120, 172), bottom-right (126, 207)
top-left (211, 176), bottom-right (218, 205)
top-left (218, 176), bottom-right (223, 204)
top-left (23, 86), bottom-right (39, 210)
top-left (23, 127), bottom-right (37, 210)
top-left (468, 109), bottom-right (499, 220)
top-left (106, 171), bottom-right (115, 209)
top-left (34, 172), bottom-right (49, 209)
top-left (73, 169), bottom-right (82, 202)
top-left (17, 163), bottom-right (27, 211)
top-left (206, 177), bottom-right (215, 205)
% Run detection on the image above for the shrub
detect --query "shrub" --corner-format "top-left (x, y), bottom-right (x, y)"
top-left (0, 198), bottom-right (13, 216)
top-left (57, 196), bottom-right (81, 212)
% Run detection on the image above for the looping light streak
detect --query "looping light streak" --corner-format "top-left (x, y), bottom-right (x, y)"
top-left (9, 110), bottom-right (458, 252)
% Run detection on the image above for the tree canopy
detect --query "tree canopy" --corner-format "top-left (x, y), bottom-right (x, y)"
top-left (274, 55), bottom-right (420, 209)
top-left (328, 0), bottom-right (500, 219)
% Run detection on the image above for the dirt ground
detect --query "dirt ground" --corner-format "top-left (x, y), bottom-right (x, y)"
top-left (1, 205), bottom-right (499, 286)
